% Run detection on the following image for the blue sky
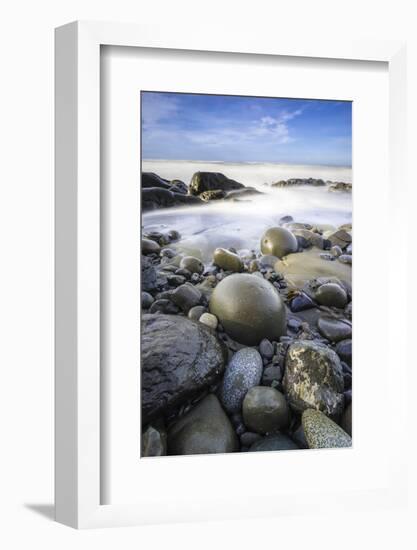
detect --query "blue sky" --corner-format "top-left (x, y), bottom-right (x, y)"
top-left (141, 92), bottom-right (352, 166)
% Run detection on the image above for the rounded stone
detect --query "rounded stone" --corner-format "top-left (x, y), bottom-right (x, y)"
top-left (259, 338), bottom-right (274, 360)
top-left (142, 238), bottom-right (161, 255)
top-left (167, 394), bottom-right (238, 455)
top-left (317, 316), bottom-right (352, 343)
top-left (260, 227), bottom-right (298, 259)
top-left (315, 282), bottom-right (348, 308)
top-left (335, 339), bottom-right (352, 367)
top-left (220, 348), bottom-right (263, 414)
top-left (302, 409), bottom-right (352, 448)
top-left (283, 340), bottom-right (344, 416)
top-left (179, 256), bottom-right (204, 274)
top-left (142, 425), bottom-right (167, 457)
top-left (213, 248), bottom-right (243, 272)
top-left (209, 273), bottom-right (287, 346)
top-left (141, 291), bottom-right (154, 309)
top-left (242, 386), bottom-right (290, 434)
top-left (199, 312), bottom-right (218, 330)
top-left (170, 283), bottom-right (202, 313)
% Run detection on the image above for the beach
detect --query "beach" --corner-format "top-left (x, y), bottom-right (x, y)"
top-left (141, 161), bottom-right (352, 457)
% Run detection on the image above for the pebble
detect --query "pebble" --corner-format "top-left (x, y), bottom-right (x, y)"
top-left (290, 293), bottom-right (316, 312)
top-left (166, 274), bottom-right (187, 287)
top-left (260, 226), bottom-right (298, 258)
top-left (142, 425), bottom-right (167, 457)
top-left (179, 256), bottom-right (204, 274)
top-left (187, 305), bottom-right (207, 321)
top-left (338, 254), bottom-right (352, 265)
top-left (317, 316), bottom-right (352, 343)
top-left (240, 431), bottom-right (262, 447)
top-left (335, 339), bottom-right (352, 366)
top-left (149, 299), bottom-right (179, 314)
top-left (315, 282), bottom-right (348, 308)
top-left (199, 312), bottom-right (218, 330)
top-left (242, 386), bottom-right (290, 434)
top-left (141, 291), bottom-right (154, 309)
top-left (259, 338), bottom-right (274, 359)
top-left (142, 238), bottom-right (161, 255)
top-left (213, 247), bottom-right (243, 272)
top-left (170, 283), bottom-right (202, 313)
top-left (262, 366), bottom-right (283, 386)
top-left (331, 245), bottom-right (343, 257)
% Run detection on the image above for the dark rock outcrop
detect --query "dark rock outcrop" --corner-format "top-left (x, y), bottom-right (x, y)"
top-left (189, 172), bottom-right (245, 196)
top-left (141, 314), bottom-right (227, 424)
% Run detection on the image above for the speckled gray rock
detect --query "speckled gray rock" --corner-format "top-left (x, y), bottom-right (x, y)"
top-left (317, 316), bottom-right (352, 343)
top-left (179, 256), bottom-right (204, 274)
top-left (199, 312), bottom-right (218, 330)
top-left (141, 291), bottom-right (154, 309)
top-left (249, 433), bottom-right (299, 452)
top-left (242, 386), bottom-right (290, 434)
top-left (170, 283), bottom-right (202, 313)
top-left (315, 282), bottom-right (348, 308)
top-left (142, 238), bottom-right (161, 255)
top-left (220, 348), bottom-right (263, 413)
top-left (213, 248), bottom-right (243, 272)
top-left (302, 409), bottom-right (352, 448)
top-left (142, 425), bottom-right (167, 457)
top-left (283, 340), bottom-right (344, 416)
top-left (167, 394), bottom-right (239, 455)
top-left (209, 273), bottom-right (286, 345)
top-left (260, 227), bottom-right (298, 258)
top-left (142, 314), bottom-right (226, 423)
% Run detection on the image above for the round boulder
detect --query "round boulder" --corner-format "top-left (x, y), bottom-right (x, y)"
top-left (213, 248), bottom-right (243, 272)
top-left (209, 273), bottom-right (286, 345)
top-left (283, 340), bottom-right (344, 416)
top-left (260, 227), bottom-right (298, 258)
top-left (242, 386), bottom-right (290, 434)
top-left (315, 282), bottom-right (348, 308)
top-left (167, 394), bottom-right (238, 455)
top-left (302, 409), bottom-right (352, 448)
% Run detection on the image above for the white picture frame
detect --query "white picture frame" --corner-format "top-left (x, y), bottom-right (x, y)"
top-left (55, 21), bottom-right (407, 529)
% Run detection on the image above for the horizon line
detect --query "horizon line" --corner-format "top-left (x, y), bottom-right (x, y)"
top-left (142, 158), bottom-right (352, 169)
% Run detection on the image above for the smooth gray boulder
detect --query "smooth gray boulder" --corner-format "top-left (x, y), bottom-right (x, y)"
top-left (141, 314), bottom-right (226, 424)
top-left (242, 386), bottom-right (290, 434)
top-left (209, 273), bottom-right (286, 345)
top-left (167, 394), bottom-right (238, 455)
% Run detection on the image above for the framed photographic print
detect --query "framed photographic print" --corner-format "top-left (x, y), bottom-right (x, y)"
top-left (55, 21), bottom-right (408, 528)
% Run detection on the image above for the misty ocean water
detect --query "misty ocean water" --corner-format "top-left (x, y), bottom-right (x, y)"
top-left (142, 160), bottom-right (352, 263)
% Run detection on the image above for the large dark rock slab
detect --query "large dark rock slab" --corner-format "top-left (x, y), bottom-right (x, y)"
top-left (189, 172), bottom-right (245, 196)
top-left (142, 187), bottom-right (202, 211)
top-left (141, 314), bottom-right (227, 424)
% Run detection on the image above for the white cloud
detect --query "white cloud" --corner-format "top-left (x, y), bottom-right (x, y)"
top-left (141, 93), bottom-right (180, 128)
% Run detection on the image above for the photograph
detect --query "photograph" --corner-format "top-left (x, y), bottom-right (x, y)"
top-left (140, 91), bottom-right (352, 457)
